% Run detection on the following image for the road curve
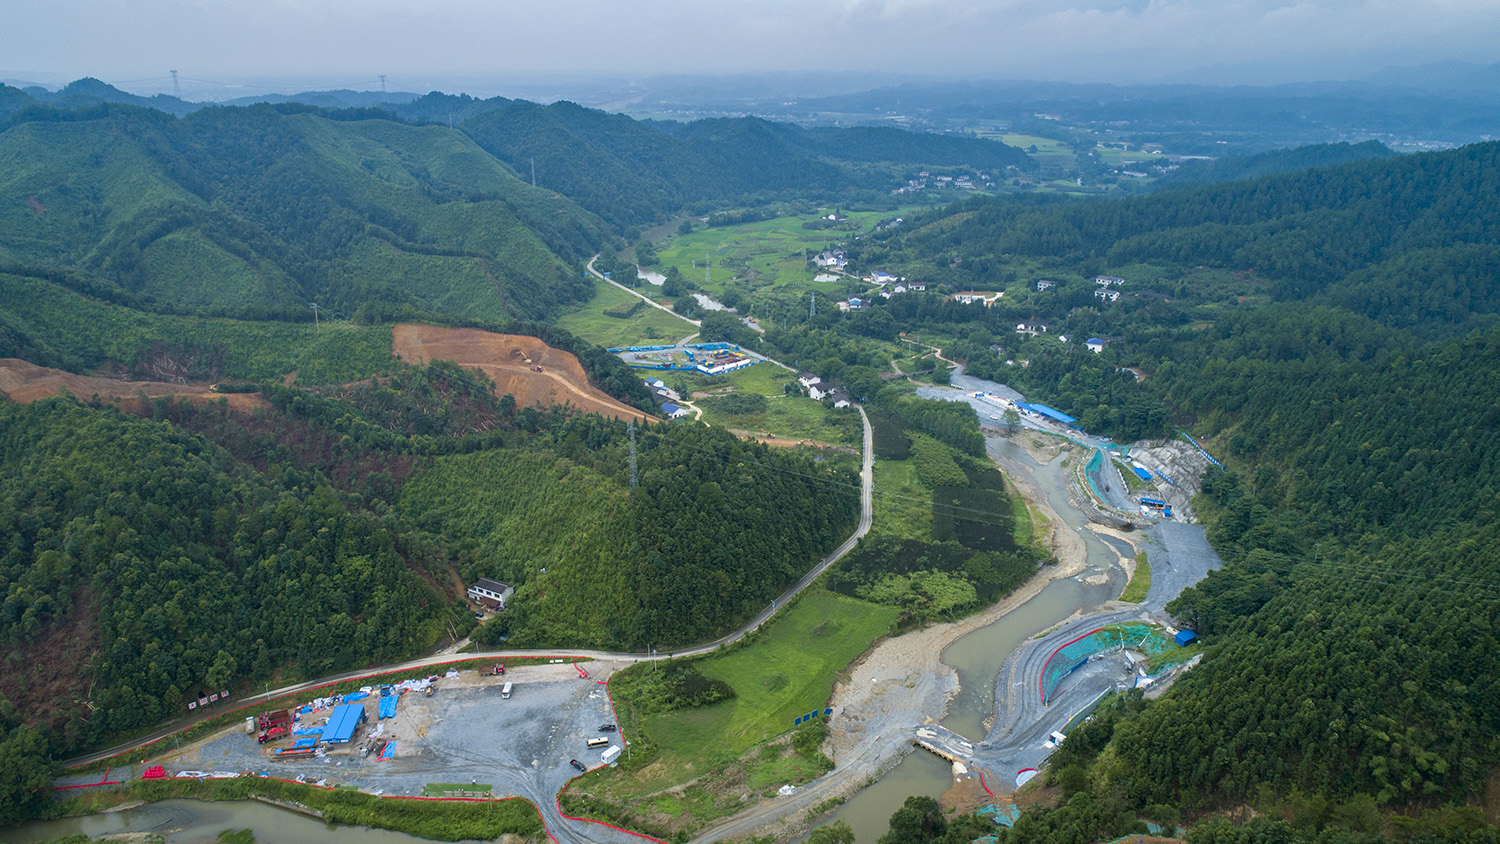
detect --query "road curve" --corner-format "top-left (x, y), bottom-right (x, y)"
top-left (62, 409), bottom-right (874, 768)
top-left (586, 255), bottom-right (702, 327)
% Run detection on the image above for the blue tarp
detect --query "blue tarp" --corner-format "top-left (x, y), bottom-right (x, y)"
top-left (378, 695), bottom-right (399, 719)
top-left (1018, 402), bottom-right (1078, 425)
top-left (1131, 466), bottom-right (1153, 481)
top-left (1175, 630), bottom-right (1198, 647)
top-left (344, 691), bottom-right (369, 701)
top-left (293, 737), bottom-right (318, 749)
top-left (321, 703), bottom-right (365, 744)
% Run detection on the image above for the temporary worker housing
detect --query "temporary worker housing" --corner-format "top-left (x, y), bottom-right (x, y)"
top-left (321, 703), bottom-right (366, 744)
top-left (1017, 402), bottom-right (1078, 426)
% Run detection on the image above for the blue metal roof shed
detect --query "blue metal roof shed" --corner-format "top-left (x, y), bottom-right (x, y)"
top-left (1131, 466), bottom-right (1153, 481)
top-left (321, 703), bottom-right (366, 744)
top-left (1175, 630), bottom-right (1198, 647)
top-left (1018, 403), bottom-right (1078, 426)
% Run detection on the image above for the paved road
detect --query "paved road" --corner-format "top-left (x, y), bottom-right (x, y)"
top-left (60, 410), bottom-right (875, 841)
top-left (586, 255), bottom-right (701, 327)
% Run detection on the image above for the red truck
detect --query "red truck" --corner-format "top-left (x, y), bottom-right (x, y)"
top-left (257, 709), bottom-right (292, 731)
top-left (257, 724), bottom-right (290, 744)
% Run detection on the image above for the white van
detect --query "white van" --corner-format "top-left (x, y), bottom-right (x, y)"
top-left (501, 681), bottom-right (513, 699)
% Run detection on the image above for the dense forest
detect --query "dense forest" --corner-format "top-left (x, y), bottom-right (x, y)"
top-left (842, 141), bottom-right (1500, 835)
top-left (0, 350), bottom-right (856, 822)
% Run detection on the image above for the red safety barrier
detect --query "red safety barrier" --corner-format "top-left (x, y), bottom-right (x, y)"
top-left (67, 654), bottom-right (597, 771)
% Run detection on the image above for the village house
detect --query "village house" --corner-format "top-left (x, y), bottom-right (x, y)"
top-left (1095, 289), bottom-right (1122, 303)
top-left (1016, 321), bottom-right (1051, 336)
top-left (951, 291), bottom-right (1002, 306)
top-left (1094, 275), bottom-right (1126, 287)
top-left (468, 578), bottom-right (514, 609)
top-left (1036, 280), bottom-right (1056, 291)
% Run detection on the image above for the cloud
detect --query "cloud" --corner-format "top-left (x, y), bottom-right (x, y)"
top-left (2, 0), bottom-right (1498, 87)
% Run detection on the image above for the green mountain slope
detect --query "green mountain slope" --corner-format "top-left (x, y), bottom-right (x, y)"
top-left (858, 142), bottom-right (1500, 831)
top-left (461, 102), bottom-right (1034, 231)
top-left (0, 103), bottom-right (609, 320)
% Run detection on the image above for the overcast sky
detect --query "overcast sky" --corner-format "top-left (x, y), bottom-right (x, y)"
top-left (5, 0), bottom-right (1500, 97)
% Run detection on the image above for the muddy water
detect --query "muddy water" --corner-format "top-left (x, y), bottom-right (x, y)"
top-left (816, 435), bottom-right (1128, 842)
top-left (0, 798), bottom-right (465, 844)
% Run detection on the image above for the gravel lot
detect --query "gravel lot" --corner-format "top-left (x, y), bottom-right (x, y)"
top-left (163, 661), bottom-right (641, 844)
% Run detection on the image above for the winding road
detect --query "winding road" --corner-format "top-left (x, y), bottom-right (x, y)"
top-left (59, 408), bottom-right (875, 844)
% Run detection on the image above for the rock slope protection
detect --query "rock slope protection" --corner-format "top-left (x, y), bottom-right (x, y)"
top-left (391, 323), bottom-right (652, 422)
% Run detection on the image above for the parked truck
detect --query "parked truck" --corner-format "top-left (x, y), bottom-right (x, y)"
top-left (257, 709), bottom-right (292, 731)
top-left (257, 724), bottom-right (291, 744)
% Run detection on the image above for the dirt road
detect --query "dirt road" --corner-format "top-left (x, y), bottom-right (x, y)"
top-left (390, 324), bottom-right (653, 423)
top-left (0, 358), bottom-right (266, 410)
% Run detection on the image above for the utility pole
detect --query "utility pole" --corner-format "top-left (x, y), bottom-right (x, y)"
top-left (309, 302), bottom-right (320, 328)
top-left (170, 69), bottom-right (180, 99)
top-left (704, 253), bottom-right (710, 286)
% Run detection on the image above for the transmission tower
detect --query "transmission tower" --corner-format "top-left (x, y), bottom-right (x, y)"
top-left (170, 69), bottom-right (180, 99)
top-left (379, 74), bottom-right (386, 97)
top-left (809, 291), bottom-right (816, 319)
top-left (628, 419), bottom-right (639, 490)
top-left (530, 158), bottom-right (536, 187)
top-left (309, 302), bottom-right (320, 328)
top-left (704, 253), bottom-right (711, 286)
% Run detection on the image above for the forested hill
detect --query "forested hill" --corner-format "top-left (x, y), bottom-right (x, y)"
top-left (1154, 140), bottom-right (1397, 189)
top-left (868, 140), bottom-right (1500, 335)
top-left (459, 102), bottom-right (1033, 231)
top-left (0, 363), bottom-right (855, 820)
top-left (0, 101), bottom-right (607, 321)
top-left (849, 143), bottom-right (1500, 836)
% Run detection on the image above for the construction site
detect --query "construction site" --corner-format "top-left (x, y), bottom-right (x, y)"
top-left (147, 661), bottom-right (624, 804)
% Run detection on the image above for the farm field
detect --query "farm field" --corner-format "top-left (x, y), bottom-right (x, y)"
top-left (674, 362), bottom-right (861, 446)
top-left (652, 206), bottom-right (930, 300)
top-left (554, 276), bottom-right (698, 349)
top-left (871, 455), bottom-right (933, 541)
top-left (576, 590), bottom-right (897, 835)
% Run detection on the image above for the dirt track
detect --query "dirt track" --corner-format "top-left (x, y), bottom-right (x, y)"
top-left (391, 324), bottom-right (652, 422)
top-left (0, 358), bottom-right (266, 411)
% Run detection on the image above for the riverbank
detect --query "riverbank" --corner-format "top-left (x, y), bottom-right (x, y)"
top-left (693, 431), bottom-right (1112, 843)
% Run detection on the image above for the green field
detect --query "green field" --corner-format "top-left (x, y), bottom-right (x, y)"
top-left (871, 456), bottom-right (933, 541)
top-left (660, 591), bottom-right (897, 756)
top-left (554, 276), bottom-right (698, 348)
top-left (576, 590), bottom-right (897, 833)
top-left (1120, 551), bottom-right (1151, 603)
top-left (1010, 487), bottom-right (1036, 547)
top-left (653, 207), bottom-right (929, 300)
top-left (666, 363), bottom-right (861, 445)
top-left (998, 133), bottom-right (1076, 169)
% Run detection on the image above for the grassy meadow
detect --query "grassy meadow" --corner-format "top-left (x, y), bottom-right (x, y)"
top-left (554, 275), bottom-right (698, 348)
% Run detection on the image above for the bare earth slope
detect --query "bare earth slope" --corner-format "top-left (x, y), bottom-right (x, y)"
top-left (390, 324), bottom-right (652, 422)
top-left (0, 358), bottom-right (266, 410)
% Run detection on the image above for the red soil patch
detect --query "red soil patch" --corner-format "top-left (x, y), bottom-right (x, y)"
top-left (390, 324), bottom-right (653, 422)
top-left (0, 358), bottom-right (266, 411)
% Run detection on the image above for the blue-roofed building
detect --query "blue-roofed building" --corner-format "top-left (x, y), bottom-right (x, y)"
top-left (1175, 629), bottom-right (1199, 647)
top-left (1131, 466), bottom-right (1153, 481)
top-left (1018, 402), bottom-right (1078, 426)
top-left (659, 402), bottom-right (690, 419)
top-left (321, 703), bottom-right (366, 744)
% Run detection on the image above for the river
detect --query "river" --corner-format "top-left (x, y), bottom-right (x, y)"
top-left (812, 433), bottom-right (1128, 842)
top-left (9, 388), bottom-right (1145, 844)
top-left (0, 799), bottom-right (471, 844)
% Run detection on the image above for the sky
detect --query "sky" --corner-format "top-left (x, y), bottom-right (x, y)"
top-left (4, 0), bottom-right (1500, 97)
